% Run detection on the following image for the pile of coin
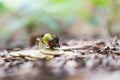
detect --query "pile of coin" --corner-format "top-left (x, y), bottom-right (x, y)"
top-left (10, 49), bottom-right (64, 60)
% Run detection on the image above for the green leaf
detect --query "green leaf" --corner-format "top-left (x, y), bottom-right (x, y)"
top-left (43, 33), bottom-right (53, 43)
top-left (0, 3), bottom-right (5, 14)
top-left (50, 0), bottom-right (66, 4)
top-left (92, 0), bottom-right (109, 7)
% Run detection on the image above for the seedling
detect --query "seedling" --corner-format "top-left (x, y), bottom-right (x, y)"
top-left (38, 33), bottom-right (60, 50)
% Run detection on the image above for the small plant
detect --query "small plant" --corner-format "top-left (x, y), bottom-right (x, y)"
top-left (38, 33), bottom-right (60, 50)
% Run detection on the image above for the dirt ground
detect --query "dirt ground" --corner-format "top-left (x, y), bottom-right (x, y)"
top-left (0, 36), bottom-right (120, 80)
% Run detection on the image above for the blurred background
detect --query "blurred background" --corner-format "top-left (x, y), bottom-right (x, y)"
top-left (0, 0), bottom-right (120, 48)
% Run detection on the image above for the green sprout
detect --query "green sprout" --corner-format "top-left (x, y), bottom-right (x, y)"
top-left (39, 33), bottom-right (60, 50)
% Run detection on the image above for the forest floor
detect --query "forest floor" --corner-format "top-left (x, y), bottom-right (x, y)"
top-left (0, 36), bottom-right (120, 80)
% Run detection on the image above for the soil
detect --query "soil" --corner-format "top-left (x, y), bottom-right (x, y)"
top-left (0, 36), bottom-right (120, 80)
